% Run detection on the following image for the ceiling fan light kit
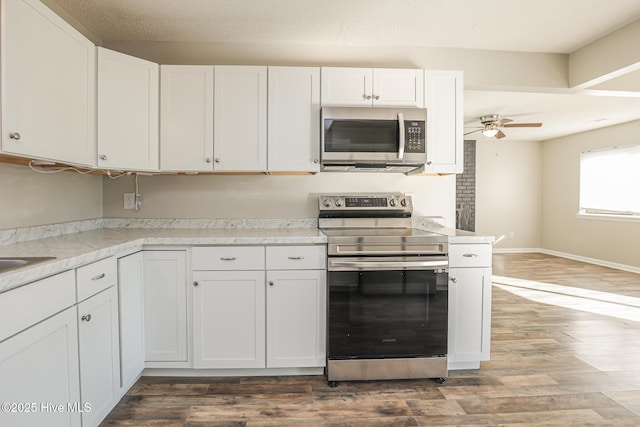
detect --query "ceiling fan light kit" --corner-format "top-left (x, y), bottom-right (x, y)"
top-left (465, 114), bottom-right (543, 139)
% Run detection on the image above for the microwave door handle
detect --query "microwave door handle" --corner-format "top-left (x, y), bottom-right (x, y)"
top-left (397, 112), bottom-right (405, 160)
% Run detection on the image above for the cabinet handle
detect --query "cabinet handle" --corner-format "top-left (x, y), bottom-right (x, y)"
top-left (364, 94), bottom-right (372, 100)
top-left (193, 281), bottom-right (199, 287)
top-left (81, 314), bottom-right (92, 322)
top-left (373, 95), bottom-right (380, 100)
top-left (450, 277), bottom-right (457, 283)
top-left (205, 157), bottom-right (212, 163)
top-left (313, 159), bottom-right (319, 164)
top-left (9, 132), bottom-right (21, 140)
top-left (269, 281), bottom-right (274, 286)
top-left (287, 256), bottom-right (304, 260)
top-left (462, 254), bottom-right (478, 258)
top-left (91, 273), bottom-right (106, 281)
top-left (220, 257), bottom-right (236, 261)
top-left (100, 154), bottom-right (107, 160)
top-left (214, 158), bottom-right (220, 163)
top-left (426, 161), bottom-right (432, 165)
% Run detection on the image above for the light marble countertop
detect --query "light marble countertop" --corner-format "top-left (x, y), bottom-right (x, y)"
top-left (0, 220), bottom-right (494, 294)
top-left (0, 227), bottom-right (327, 293)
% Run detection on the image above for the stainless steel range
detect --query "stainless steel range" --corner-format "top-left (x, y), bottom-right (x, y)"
top-left (319, 193), bottom-right (449, 386)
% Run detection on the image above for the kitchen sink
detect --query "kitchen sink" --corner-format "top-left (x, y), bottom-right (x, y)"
top-left (0, 257), bottom-right (56, 273)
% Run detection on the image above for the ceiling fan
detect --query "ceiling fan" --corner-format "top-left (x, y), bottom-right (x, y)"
top-left (464, 114), bottom-right (542, 139)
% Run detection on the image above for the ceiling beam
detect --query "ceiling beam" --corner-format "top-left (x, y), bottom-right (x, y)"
top-left (569, 18), bottom-right (640, 90)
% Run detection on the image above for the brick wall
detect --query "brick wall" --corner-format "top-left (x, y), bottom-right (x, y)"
top-left (456, 140), bottom-right (475, 231)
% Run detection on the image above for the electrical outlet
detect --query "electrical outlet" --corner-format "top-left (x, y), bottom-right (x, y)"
top-left (123, 193), bottom-right (136, 210)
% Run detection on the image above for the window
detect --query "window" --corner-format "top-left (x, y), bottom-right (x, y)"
top-left (579, 144), bottom-right (640, 218)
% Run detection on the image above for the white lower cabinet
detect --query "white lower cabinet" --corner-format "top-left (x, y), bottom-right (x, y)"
top-left (0, 307), bottom-right (81, 427)
top-left (143, 250), bottom-right (188, 363)
top-left (191, 245), bottom-right (326, 371)
top-left (266, 269), bottom-right (326, 368)
top-left (77, 286), bottom-right (120, 427)
top-left (117, 252), bottom-right (145, 390)
top-left (448, 243), bottom-right (492, 370)
top-left (192, 270), bottom-right (266, 368)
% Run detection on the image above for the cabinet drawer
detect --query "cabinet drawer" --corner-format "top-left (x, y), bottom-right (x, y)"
top-left (192, 246), bottom-right (265, 270)
top-left (77, 257), bottom-right (117, 302)
top-left (449, 244), bottom-right (492, 268)
top-left (0, 270), bottom-right (76, 342)
top-left (266, 246), bottom-right (326, 270)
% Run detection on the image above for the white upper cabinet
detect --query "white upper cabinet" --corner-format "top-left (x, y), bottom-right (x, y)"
top-left (160, 65), bottom-right (214, 172)
top-left (423, 70), bottom-right (463, 174)
top-left (321, 67), bottom-right (424, 108)
top-left (97, 47), bottom-right (159, 171)
top-left (268, 66), bottom-right (320, 172)
top-left (1, 0), bottom-right (96, 166)
top-left (213, 66), bottom-right (267, 171)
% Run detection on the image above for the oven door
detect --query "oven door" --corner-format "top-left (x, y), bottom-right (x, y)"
top-left (327, 256), bottom-right (448, 361)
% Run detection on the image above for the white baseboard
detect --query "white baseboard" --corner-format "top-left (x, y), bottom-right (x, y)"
top-left (492, 247), bottom-right (640, 274)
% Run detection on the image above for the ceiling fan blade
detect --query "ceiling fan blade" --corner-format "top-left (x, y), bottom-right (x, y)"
top-left (503, 122), bottom-right (542, 128)
top-left (495, 130), bottom-right (506, 139)
top-left (495, 118), bottom-right (513, 126)
top-left (464, 129), bottom-right (482, 136)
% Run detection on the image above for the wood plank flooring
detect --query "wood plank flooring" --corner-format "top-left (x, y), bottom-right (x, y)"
top-left (101, 253), bottom-right (640, 426)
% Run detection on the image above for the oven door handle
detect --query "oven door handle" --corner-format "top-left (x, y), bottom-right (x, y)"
top-left (329, 260), bottom-right (448, 270)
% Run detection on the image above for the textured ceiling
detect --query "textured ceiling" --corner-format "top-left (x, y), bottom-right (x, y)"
top-left (49, 0), bottom-right (640, 53)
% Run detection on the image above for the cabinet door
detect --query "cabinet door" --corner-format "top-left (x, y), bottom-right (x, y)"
top-left (77, 286), bottom-right (120, 427)
top-left (0, 307), bottom-right (81, 427)
top-left (423, 70), bottom-right (463, 174)
top-left (117, 252), bottom-right (145, 390)
top-left (97, 47), bottom-right (159, 171)
top-left (266, 270), bottom-right (326, 368)
top-left (213, 66), bottom-right (267, 171)
top-left (268, 67), bottom-right (320, 172)
top-left (372, 68), bottom-right (424, 108)
top-left (192, 270), bottom-right (265, 369)
top-left (320, 67), bottom-right (372, 107)
top-left (1, 0), bottom-right (96, 166)
top-left (448, 267), bottom-right (492, 365)
top-left (160, 65), bottom-right (214, 171)
top-left (143, 251), bottom-right (188, 362)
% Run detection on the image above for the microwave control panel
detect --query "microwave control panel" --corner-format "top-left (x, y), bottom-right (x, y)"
top-left (404, 121), bottom-right (425, 153)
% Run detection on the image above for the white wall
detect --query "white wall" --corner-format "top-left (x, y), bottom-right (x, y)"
top-left (0, 162), bottom-right (103, 230)
top-left (102, 173), bottom-right (456, 224)
top-left (475, 139), bottom-right (543, 250)
top-left (541, 120), bottom-right (640, 269)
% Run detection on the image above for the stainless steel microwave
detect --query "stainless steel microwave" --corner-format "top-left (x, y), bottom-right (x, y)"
top-left (321, 107), bottom-right (427, 173)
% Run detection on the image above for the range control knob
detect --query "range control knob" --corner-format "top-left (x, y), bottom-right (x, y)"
top-left (389, 199), bottom-right (397, 207)
top-left (335, 199), bottom-right (343, 207)
top-left (400, 198), bottom-right (408, 207)
top-left (323, 199), bottom-right (332, 208)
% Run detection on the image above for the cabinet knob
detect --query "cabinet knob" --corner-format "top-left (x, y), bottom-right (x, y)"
top-left (269, 281), bottom-right (274, 286)
top-left (426, 161), bottom-right (432, 166)
top-left (193, 281), bottom-right (199, 287)
top-left (214, 158), bottom-right (220, 163)
top-left (450, 277), bottom-right (457, 283)
top-left (100, 155), bottom-right (107, 161)
top-left (81, 314), bottom-right (92, 322)
top-left (205, 157), bottom-right (212, 163)
top-left (9, 132), bottom-right (21, 140)
top-left (313, 159), bottom-right (319, 164)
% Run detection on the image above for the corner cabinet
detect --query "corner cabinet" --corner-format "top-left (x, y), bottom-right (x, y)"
top-left (1, 0), bottom-right (96, 166)
top-left (142, 250), bottom-right (189, 365)
top-left (448, 243), bottom-right (492, 370)
top-left (268, 66), bottom-right (321, 172)
top-left (422, 70), bottom-right (463, 174)
top-left (97, 47), bottom-right (159, 171)
top-left (321, 67), bottom-right (424, 108)
top-left (213, 66), bottom-right (267, 171)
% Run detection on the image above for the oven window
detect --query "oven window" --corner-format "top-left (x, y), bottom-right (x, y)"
top-left (328, 269), bottom-right (448, 359)
top-left (324, 119), bottom-right (399, 153)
